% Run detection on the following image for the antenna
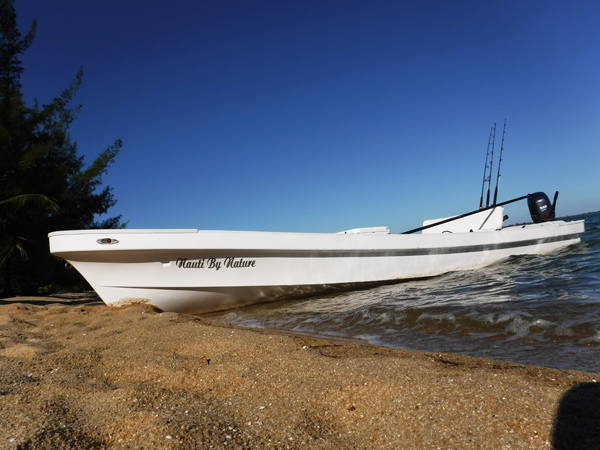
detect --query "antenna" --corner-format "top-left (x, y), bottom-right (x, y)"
top-left (493, 119), bottom-right (506, 206)
top-left (479, 125), bottom-right (495, 209)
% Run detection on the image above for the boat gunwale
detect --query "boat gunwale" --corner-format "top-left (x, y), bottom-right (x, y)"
top-left (48, 219), bottom-right (585, 239)
top-left (50, 233), bottom-right (583, 261)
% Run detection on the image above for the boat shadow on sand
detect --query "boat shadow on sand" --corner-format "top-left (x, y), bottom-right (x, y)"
top-left (553, 382), bottom-right (600, 449)
top-left (0, 293), bottom-right (103, 307)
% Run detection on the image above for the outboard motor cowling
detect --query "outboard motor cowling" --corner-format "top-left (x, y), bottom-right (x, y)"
top-left (528, 192), bottom-right (553, 223)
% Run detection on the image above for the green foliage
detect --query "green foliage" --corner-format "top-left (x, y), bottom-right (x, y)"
top-left (0, 0), bottom-right (124, 295)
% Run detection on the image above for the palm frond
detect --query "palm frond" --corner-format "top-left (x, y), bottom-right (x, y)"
top-left (0, 194), bottom-right (59, 211)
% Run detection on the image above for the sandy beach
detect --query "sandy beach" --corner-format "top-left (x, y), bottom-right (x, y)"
top-left (1, 295), bottom-right (599, 449)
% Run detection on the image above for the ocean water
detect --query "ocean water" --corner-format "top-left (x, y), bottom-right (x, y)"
top-left (209, 213), bottom-right (600, 373)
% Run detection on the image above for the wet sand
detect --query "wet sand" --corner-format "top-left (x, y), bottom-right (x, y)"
top-left (1, 294), bottom-right (599, 449)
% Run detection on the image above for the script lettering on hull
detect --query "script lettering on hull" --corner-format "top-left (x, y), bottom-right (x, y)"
top-left (175, 257), bottom-right (256, 271)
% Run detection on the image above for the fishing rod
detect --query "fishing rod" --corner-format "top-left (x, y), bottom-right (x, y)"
top-left (402, 194), bottom-right (529, 235)
top-left (479, 125), bottom-right (494, 209)
top-left (492, 119), bottom-right (506, 206)
top-left (485, 123), bottom-right (496, 209)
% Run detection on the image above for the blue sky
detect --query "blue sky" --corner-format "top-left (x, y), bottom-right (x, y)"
top-left (16, 0), bottom-right (600, 232)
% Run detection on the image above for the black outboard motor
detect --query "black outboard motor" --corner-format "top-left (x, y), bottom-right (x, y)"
top-left (528, 192), bottom-right (556, 223)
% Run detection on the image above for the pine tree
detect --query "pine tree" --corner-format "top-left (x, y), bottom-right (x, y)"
top-left (0, 0), bottom-right (124, 295)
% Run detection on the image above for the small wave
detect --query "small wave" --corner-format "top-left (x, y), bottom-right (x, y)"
top-left (209, 213), bottom-right (600, 372)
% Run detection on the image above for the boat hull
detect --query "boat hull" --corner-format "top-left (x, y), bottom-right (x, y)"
top-left (48, 220), bottom-right (585, 314)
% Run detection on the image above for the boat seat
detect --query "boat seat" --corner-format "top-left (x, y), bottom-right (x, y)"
top-left (336, 226), bottom-right (391, 235)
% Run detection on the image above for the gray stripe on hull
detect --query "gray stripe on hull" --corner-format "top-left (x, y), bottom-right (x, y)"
top-left (215, 233), bottom-right (582, 258)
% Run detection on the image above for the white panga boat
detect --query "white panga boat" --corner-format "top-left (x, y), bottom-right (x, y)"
top-left (48, 192), bottom-right (584, 314)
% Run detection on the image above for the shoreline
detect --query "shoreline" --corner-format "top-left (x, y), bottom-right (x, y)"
top-left (1, 295), bottom-right (599, 449)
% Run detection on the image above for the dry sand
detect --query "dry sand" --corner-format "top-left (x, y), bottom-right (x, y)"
top-left (1, 294), bottom-right (599, 450)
